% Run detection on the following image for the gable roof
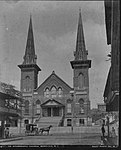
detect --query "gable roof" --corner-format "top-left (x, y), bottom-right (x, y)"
top-left (41, 99), bottom-right (65, 107)
top-left (35, 71), bottom-right (72, 92)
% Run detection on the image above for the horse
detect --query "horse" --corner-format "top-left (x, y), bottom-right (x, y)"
top-left (39, 125), bottom-right (52, 135)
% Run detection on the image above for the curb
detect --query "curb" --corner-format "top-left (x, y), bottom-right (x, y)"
top-left (0, 137), bottom-right (23, 143)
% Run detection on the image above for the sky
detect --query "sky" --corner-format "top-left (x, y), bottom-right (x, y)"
top-left (0, 0), bottom-right (111, 108)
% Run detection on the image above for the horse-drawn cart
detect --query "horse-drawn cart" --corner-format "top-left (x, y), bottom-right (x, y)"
top-left (25, 124), bottom-right (38, 136)
top-left (25, 124), bottom-right (52, 136)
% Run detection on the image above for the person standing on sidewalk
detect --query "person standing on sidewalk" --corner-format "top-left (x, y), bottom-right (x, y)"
top-left (71, 126), bottom-right (73, 133)
top-left (101, 124), bottom-right (105, 137)
top-left (4, 127), bottom-right (9, 138)
top-left (111, 127), bottom-right (116, 137)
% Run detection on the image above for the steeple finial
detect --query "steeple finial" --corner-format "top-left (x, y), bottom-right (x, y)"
top-left (79, 7), bottom-right (81, 13)
top-left (23, 15), bottom-right (37, 65)
top-left (30, 12), bottom-right (32, 18)
top-left (75, 8), bottom-right (87, 61)
top-left (52, 70), bottom-right (55, 74)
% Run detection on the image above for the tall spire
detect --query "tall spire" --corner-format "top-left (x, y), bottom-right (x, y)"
top-left (23, 15), bottom-right (37, 65)
top-left (75, 9), bottom-right (87, 61)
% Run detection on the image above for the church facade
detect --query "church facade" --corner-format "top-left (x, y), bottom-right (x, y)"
top-left (18, 10), bottom-right (92, 127)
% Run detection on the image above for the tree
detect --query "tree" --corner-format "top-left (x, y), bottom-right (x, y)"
top-left (0, 81), bottom-right (21, 97)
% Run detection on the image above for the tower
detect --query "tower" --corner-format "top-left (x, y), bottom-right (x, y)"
top-left (18, 16), bottom-right (41, 125)
top-left (18, 16), bottom-right (41, 94)
top-left (70, 9), bottom-right (91, 126)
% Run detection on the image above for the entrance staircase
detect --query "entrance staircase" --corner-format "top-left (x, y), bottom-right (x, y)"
top-left (36, 116), bottom-right (62, 128)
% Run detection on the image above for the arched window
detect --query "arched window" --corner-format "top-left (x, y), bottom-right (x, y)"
top-left (67, 99), bottom-right (72, 114)
top-left (26, 75), bottom-right (30, 80)
top-left (78, 99), bottom-right (84, 105)
top-left (36, 100), bottom-right (40, 114)
top-left (25, 76), bottom-right (31, 92)
top-left (78, 73), bottom-right (84, 89)
top-left (25, 100), bottom-right (29, 114)
top-left (78, 99), bottom-right (84, 114)
top-left (44, 88), bottom-right (50, 98)
top-left (67, 99), bottom-right (72, 103)
top-left (51, 86), bottom-right (57, 98)
top-left (58, 87), bottom-right (63, 97)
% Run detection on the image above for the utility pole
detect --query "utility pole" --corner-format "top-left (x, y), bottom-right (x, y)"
top-left (19, 93), bottom-right (24, 135)
top-left (32, 102), bottom-right (34, 124)
top-left (31, 90), bottom-right (34, 124)
top-left (106, 115), bottom-right (109, 137)
top-left (70, 90), bottom-right (74, 133)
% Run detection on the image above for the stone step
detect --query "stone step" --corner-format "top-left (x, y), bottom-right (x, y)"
top-left (37, 117), bottom-right (62, 128)
top-left (37, 117), bottom-right (61, 120)
top-left (38, 123), bottom-right (59, 128)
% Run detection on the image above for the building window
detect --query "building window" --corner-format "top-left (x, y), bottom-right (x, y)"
top-left (5, 99), bottom-right (9, 107)
top-left (25, 76), bottom-right (31, 92)
top-left (80, 108), bottom-right (84, 114)
top-left (79, 119), bottom-right (84, 125)
top-left (15, 120), bottom-right (18, 127)
top-left (67, 103), bottom-right (72, 113)
top-left (51, 86), bottom-right (57, 98)
top-left (67, 99), bottom-right (72, 114)
top-left (78, 73), bottom-right (84, 89)
top-left (24, 119), bottom-right (29, 125)
top-left (25, 100), bottom-right (29, 114)
top-left (79, 99), bottom-right (84, 114)
top-left (67, 119), bottom-right (72, 126)
top-left (58, 87), bottom-right (63, 97)
top-left (44, 88), bottom-right (50, 98)
top-left (36, 100), bottom-right (40, 114)
top-left (78, 99), bottom-right (84, 105)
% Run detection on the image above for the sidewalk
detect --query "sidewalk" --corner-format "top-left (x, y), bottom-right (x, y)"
top-left (102, 136), bottom-right (118, 146)
top-left (0, 134), bottom-right (25, 143)
top-left (0, 137), bottom-right (23, 143)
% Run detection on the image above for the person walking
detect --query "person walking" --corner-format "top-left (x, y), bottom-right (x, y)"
top-left (101, 124), bottom-right (105, 137)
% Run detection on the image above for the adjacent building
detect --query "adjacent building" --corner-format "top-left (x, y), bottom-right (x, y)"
top-left (104, 0), bottom-right (119, 112)
top-left (103, 0), bottom-right (120, 137)
top-left (97, 103), bottom-right (106, 112)
top-left (90, 103), bottom-right (107, 126)
top-left (0, 82), bottom-right (23, 138)
top-left (18, 10), bottom-right (92, 128)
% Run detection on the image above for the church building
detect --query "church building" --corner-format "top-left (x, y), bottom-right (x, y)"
top-left (18, 10), bottom-right (92, 127)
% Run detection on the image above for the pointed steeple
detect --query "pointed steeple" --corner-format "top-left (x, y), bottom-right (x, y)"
top-left (70, 9), bottom-right (91, 69)
top-left (75, 9), bottom-right (87, 61)
top-left (23, 15), bottom-right (37, 65)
